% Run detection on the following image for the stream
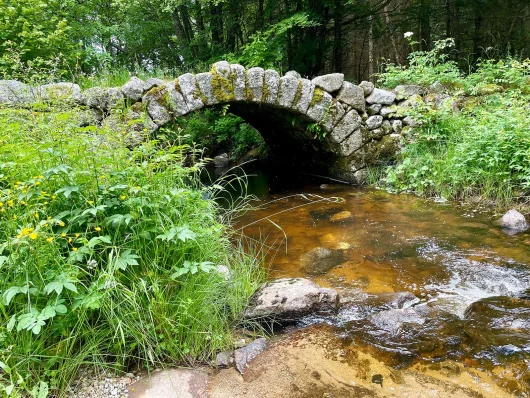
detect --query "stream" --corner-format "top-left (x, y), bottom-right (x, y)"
top-left (211, 165), bottom-right (530, 397)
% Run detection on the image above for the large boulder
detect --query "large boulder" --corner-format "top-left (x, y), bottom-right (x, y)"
top-left (499, 209), bottom-right (529, 233)
top-left (244, 278), bottom-right (339, 320)
top-left (311, 73), bottom-right (344, 93)
top-left (0, 80), bottom-right (34, 106)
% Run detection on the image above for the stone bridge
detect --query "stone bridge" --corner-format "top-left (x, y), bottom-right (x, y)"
top-left (0, 61), bottom-right (429, 183)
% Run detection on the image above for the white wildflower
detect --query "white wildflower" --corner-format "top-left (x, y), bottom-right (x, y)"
top-left (404, 32), bottom-right (414, 39)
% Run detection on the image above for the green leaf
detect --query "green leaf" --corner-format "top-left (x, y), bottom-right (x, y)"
top-left (55, 185), bottom-right (80, 198)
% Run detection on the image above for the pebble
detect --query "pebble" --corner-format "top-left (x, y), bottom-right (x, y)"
top-left (68, 368), bottom-right (139, 398)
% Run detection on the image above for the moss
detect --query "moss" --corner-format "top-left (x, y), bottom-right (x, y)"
top-left (262, 80), bottom-right (270, 102)
top-left (292, 80), bottom-right (303, 106)
top-left (310, 87), bottom-right (325, 107)
top-left (211, 66), bottom-right (235, 102)
top-left (146, 85), bottom-right (170, 107)
top-left (131, 101), bottom-right (143, 113)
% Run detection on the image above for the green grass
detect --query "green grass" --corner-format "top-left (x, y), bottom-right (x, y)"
top-left (0, 106), bottom-right (265, 397)
top-left (377, 41), bottom-right (530, 208)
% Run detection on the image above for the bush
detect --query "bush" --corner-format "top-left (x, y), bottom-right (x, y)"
top-left (0, 107), bottom-right (264, 396)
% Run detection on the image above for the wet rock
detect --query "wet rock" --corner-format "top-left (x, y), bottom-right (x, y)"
top-left (121, 77), bottom-right (146, 101)
top-left (336, 82), bottom-right (365, 112)
top-left (213, 153), bottom-right (229, 168)
top-left (329, 211), bottom-right (352, 222)
top-left (311, 73), bottom-right (344, 93)
top-left (310, 206), bottom-right (345, 218)
top-left (366, 88), bottom-right (396, 105)
top-left (464, 296), bottom-right (530, 356)
top-left (127, 369), bottom-right (209, 398)
top-left (377, 291), bottom-right (420, 309)
top-left (244, 278), bottom-right (339, 320)
top-left (499, 209), bottom-right (529, 233)
top-left (369, 307), bottom-right (425, 333)
top-left (234, 338), bottom-right (268, 374)
top-left (339, 129), bottom-right (363, 156)
top-left (300, 247), bottom-right (345, 274)
top-left (359, 81), bottom-right (375, 97)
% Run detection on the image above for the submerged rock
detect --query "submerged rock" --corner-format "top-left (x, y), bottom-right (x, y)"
top-left (329, 211), bottom-right (352, 222)
top-left (464, 296), bottom-right (530, 357)
top-left (244, 278), bottom-right (339, 320)
top-left (499, 209), bottom-right (529, 233)
top-left (300, 247), bottom-right (345, 274)
top-left (234, 338), bottom-right (268, 374)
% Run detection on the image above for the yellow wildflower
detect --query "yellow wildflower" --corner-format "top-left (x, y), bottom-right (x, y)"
top-left (61, 233), bottom-right (66, 237)
top-left (59, 221), bottom-right (65, 227)
top-left (46, 237), bottom-right (54, 243)
top-left (94, 227), bottom-right (101, 232)
top-left (72, 247), bottom-right (78, 252)
top-left (29, 232), bottom-right (38, 240)
top-left (120, 195), bottom-right (126, 200)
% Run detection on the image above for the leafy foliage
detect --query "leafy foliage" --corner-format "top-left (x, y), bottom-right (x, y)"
top-left (0, 106), bottom-right (265, 396)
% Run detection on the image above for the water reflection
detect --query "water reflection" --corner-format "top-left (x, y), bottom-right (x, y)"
top-left (234, 167), bottom-right (530, 396)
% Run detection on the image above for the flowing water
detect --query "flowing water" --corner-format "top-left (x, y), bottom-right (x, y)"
top-left (224, 166), bottom-right (530, 397)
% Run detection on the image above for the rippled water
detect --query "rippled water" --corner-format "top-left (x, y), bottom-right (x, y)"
top-left (233, 167), bottom-right (530, 396)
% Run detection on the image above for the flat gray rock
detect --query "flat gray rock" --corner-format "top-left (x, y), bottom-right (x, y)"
top-left (292, 78), bottom-right (314, 113)
top-left (263, 69), bottom-right (280, 105)
top-left (178, 73), bottom-right (203, 112)
top-left (244, 278), bottom-right (339, 320)
top-left (367, 103), bottom-right (381, 115)
top-left (128, 369), bottom-right (208, 398)
top-left (336, 82), bottom-right (365, 112)
top-left (366, 88), bottom-right (396, 105)
top-left (144, 78), bottom-right (164, 91)
top-left (311, 73), bottom-right (344, 93)
top-left (231, 64), bottom-right (246, 101)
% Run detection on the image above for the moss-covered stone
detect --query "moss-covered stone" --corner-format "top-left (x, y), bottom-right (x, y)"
top-left (211, 65), bottom-right (235, 102)
top-left (292, 81), bottom-right (303, 106)
top-left (310, 87), bottom-right (325, 107)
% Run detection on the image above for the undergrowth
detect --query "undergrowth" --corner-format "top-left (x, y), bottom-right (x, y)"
top-left (377, 38), bottom-right (530, 208)
top-left (0, 106), bottom-right (265, 397)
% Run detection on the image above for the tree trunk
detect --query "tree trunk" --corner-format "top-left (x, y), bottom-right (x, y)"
top-left (332, 0), bottom-right (343, 71)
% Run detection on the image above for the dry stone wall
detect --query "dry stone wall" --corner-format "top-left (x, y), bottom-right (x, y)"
top-left (0, 61), bottom-right (454, 183)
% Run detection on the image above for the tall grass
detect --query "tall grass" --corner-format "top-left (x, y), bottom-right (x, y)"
top-left (0, 105), bottom-right (265, 396)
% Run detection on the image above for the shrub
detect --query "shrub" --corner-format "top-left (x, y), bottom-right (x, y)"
top-left (0, 106), bottom-right (265, 396)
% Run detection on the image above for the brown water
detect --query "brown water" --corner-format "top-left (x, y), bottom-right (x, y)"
top-left (233, 172), bottom-right (530, 397)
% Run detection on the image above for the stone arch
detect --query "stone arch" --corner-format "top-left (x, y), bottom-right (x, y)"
top-left (0, 61), bottom-right (409, 183)
top-left (139, 61), bottom-right (406, 183)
